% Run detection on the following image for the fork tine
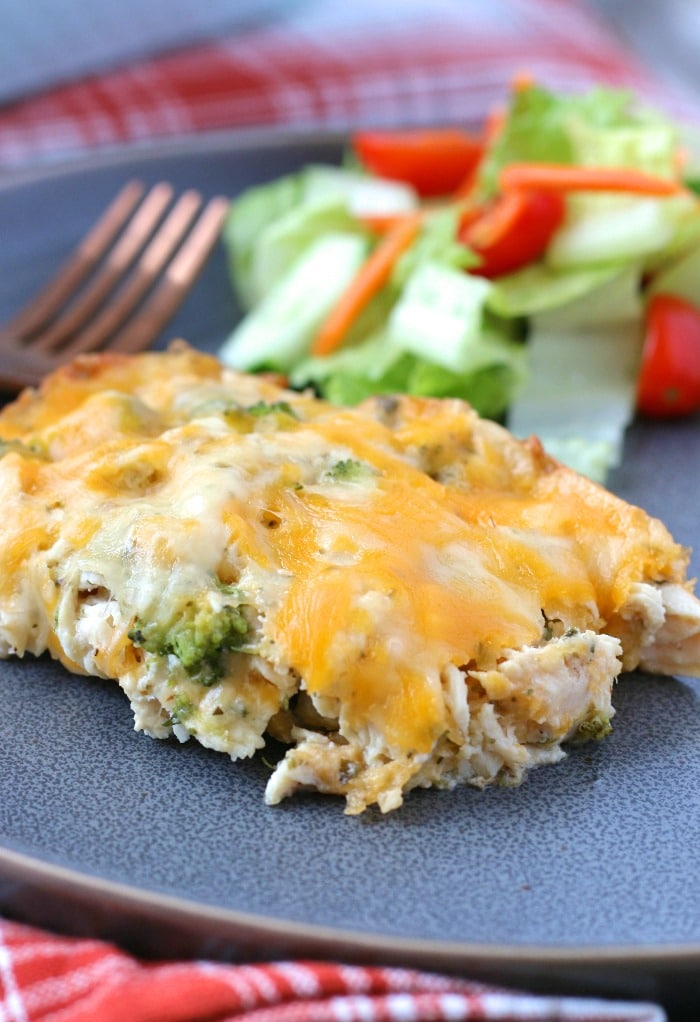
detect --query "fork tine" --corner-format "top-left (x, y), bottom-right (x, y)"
top-left (0, 187), bottom-right (230, 395)
top-left (58, 190), bottom-right (204, 360)
top-left (107, 196), bottom-right (230, 354)
top-left (31, 181), bottom-right (175, 353)
top-left (5, 180), bottom-right (146, 340)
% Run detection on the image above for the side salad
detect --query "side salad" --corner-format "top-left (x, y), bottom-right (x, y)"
top-left (219, 81), bottom-right (700, 482)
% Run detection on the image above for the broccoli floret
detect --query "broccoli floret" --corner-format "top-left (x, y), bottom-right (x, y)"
top-left (189, 399), bottom-right (298, 431)
top-left (130, 599), bottom-right (249, 686)
top-left (246, 400), bottom-right (297, 419)
top-left (324, 458), bottom-right (374, 483)
top-left (0, 438), bottom-right (48, 461)
top-left (574, 715), bottom-right (613, 742)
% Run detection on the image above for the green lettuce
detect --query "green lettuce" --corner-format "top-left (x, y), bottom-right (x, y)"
top-left (477, 84), bottom-right (680, 197)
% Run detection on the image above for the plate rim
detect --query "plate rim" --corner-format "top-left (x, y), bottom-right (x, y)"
top-left (3, 843), bottom-right (700, 969)
top-left (0, 125), bottom-right (348, 191)
top-left (1, 127), bottom-right (699, 999)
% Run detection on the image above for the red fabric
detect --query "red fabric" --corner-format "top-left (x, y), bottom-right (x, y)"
top-left (0, 919), bottom-right (665, 1022)
top-left (0, 0), bottom-right (693, 169)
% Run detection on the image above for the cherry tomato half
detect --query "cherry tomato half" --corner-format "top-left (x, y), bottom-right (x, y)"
top-left (457, 188), bottom-right (566, 278)
top-left (637, 293), bottom-right (700, 418)
top-left (352, 129), bottom-right (484, 198)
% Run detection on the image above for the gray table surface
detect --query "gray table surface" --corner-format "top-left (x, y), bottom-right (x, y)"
top-left (588, 0), bottom-right (700, 98)
top-left (0, 0), bottom-right (290, 104)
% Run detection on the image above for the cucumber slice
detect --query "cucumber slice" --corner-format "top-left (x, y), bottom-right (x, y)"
top-left (302, 165), bottom-right (418, 216)
top-left (219, 233), bottom-right (369, 373)
top-left (388, 262), bottom-right (492, 373)
top-left (249, 196), bottom-right (365, 305)
top-left (547, 194), bottom-right (691, 268)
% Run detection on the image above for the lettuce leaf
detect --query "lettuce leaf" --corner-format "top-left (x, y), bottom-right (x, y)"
top-left (477, 84), bottom-right (679, 197)
top-left (291, 322), bottom-right (525, 418)
top-left (226, 165), bottom-right (417, 309)
top-left (507, 269), bottom-right (644, 481)
top-left (487, 262), bottom-right (626, 319)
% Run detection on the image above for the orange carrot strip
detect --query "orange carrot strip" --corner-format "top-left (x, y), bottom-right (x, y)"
top-left (357, 213), bottom-right (414, 234)
top-left (674, 147), bottom-right (688, 174)
top-left (499, 163), bottom-right (682, 196)
top-left (510, 69), bottom-right (536, 93)
top-left (453, 104), bottom-right (507, 202)
top-left (484, 105), bottom-right (506, 147)
top-left (453, 168), bottom-right (482, 201)
top-left (311, 212), bottom-right (422, 357)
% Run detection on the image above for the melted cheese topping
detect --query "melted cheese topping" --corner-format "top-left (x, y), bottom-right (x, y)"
top-left (0, 344), bottom-right (692, 808)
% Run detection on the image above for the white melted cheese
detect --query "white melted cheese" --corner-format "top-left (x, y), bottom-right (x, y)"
top-left (0, 344), bottom-right (698, 813)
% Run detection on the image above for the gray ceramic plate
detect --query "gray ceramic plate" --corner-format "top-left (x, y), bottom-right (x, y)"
top-left (0, 132), bottom-right (699, 1018)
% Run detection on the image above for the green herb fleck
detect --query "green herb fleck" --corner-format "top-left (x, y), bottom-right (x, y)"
top-left (541, 610), bottom-right (565, 641)
top-left (215, 579), bottom-right (243, 598)
top-left (165, 695), bottom-right (194, 726)
top-left (324, 459), bottom-right (374, 483)
top-left (189, 398), bottom-right (298, 431)
top-left (246, 400), bottom-right (297, 419)
top-left (0, 438), bottom-right (49, 461)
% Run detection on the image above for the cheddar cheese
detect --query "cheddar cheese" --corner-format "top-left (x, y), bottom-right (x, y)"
top-left (1, 343), bottom-right (699, 813)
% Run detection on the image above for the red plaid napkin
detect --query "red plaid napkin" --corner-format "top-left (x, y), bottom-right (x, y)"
top-left (0, 918), bottom-right (666, 1022)
top-left (0, 0), bottom-right (695, 169)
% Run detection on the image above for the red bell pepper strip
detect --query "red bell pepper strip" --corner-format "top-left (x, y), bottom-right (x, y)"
top-left (352, 129), bottom-right (485, 198)
top-left (457, 188), bottom-right (566, 278)
top-left (637, 293), bottom-right (700, 417)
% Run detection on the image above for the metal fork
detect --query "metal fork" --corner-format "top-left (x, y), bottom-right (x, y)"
top-left (0, 180), bottom-right (229, 393)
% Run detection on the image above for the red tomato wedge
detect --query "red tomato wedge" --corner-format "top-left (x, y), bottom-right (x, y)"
top-left (352, 129), bottom-right (484, 198)
top-left (457, 188), bottom-right (566, 278)
top-left (637, 293), bottom-right (700, 417)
